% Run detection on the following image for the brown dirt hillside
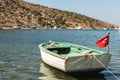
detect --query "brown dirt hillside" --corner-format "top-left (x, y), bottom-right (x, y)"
top-left (0, 0), bottom-right (118, 29)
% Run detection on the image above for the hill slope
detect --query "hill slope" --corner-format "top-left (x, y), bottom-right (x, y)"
top-left (0, 0), bottom-right (118, 29)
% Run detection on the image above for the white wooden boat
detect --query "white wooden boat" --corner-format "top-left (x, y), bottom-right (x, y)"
top-left (39, 41), bottom-right (111, 73)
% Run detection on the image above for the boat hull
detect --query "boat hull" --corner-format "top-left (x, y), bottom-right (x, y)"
top-left (40, 49), bottom-right (111, 73)
top-left (40, 50), bottom-right (66, 71)
top-left (65, 53), bottom-right (111, 73)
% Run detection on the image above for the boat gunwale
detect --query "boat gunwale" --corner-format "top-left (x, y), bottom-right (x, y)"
top-left (40, 48), bottom-right (66, 59)
top-left (39, 42), bottom-right (107, 59)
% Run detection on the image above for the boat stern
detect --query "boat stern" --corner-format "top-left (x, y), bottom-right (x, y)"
top-left (65, 53), bottom-right (111, 73)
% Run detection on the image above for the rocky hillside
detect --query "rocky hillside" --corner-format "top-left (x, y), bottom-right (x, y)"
top-left (0, 0), bottom-right (118, 29)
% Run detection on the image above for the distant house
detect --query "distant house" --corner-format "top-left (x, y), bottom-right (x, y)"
top-left (53, 26), bottom-right (57, 29)
top-left (13, 25), bottom-right (21, 29)
top-left (76, 26), bottom-right (82, 29)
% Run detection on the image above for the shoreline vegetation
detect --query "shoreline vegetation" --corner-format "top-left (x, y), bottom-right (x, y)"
top-left (0, 0), bottom-right (118, 30)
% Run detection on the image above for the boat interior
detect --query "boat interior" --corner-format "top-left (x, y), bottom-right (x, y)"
top-left (47, 47), bottom-right (71, 54)
top-left (42, 42), bottom-right (105, 59)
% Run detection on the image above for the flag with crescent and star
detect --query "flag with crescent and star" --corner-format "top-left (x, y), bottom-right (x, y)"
top-left (96, 35), bottom-right (109, 48)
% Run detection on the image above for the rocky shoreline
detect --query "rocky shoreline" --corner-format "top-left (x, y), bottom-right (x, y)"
top-left (0, 26), bottom-right (118, 30)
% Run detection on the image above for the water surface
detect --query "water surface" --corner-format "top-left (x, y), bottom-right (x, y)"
top-left (0, 29), bottom-right (120, 80)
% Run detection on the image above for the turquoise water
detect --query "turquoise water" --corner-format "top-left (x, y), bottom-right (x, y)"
top-left (0, 29), bottom-right (120, 80)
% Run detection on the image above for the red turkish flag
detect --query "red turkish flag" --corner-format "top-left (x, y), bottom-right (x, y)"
top-left (96, 35), bottom-right (109, 48)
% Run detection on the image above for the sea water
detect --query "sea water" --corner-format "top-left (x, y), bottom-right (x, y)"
top-left (0, 29), bottom-right (120, 80)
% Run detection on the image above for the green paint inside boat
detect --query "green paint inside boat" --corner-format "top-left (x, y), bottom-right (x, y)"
top-left (39, 42), bottom-right (106, 59)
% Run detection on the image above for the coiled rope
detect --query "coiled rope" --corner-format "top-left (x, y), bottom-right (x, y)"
top-left (93, 55), bottom-right (120, 80)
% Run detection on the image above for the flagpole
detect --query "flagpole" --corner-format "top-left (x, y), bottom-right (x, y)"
top-left (107, 32), bottom-right (110, 54)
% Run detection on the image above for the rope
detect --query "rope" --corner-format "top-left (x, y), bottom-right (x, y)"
top-left (93, 55), bottom-right (120, 80)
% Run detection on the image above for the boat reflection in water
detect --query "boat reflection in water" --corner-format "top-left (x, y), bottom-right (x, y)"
top-left (38, 62), bottom-right (106, 80)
